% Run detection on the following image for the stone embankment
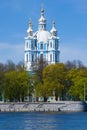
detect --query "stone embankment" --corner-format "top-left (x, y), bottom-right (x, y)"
top-left (0, 101), bottom-right (87, 112)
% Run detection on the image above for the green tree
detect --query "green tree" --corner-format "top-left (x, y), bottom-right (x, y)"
top-left (32, 57), bottom-right (48, 83)
top-left (68, 68), bottom-right (87, 100)
top-left (4, 70), bottom-right (31, 102)
top-left (0, 63), bottom-right (5, 101)
top-left (5, 60), bottom-right (16, 72)
top-left (65, 60), bottom-right (85, 70)
top-left (35, 63), bottom-right (67, 100)
top-left (31, 58), bottom-right (48, 101)
top-left (16, 61), bottom-right (24, 72)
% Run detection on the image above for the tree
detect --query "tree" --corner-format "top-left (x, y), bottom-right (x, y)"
top-left (32, 57), bottom-right (48, 83)
top-left (16, 71), bottom-right (30, 102)
top-left (31, 58), bottom-right (48, 101)
top-left (4, 70), bottom-right (31, 102)
top-left (0, 63), bottom-right (5, 101)
top-left (36, 63), bottom-right (67, 100)
top-left (68, 68), bottom-right (87, 100)
top-left (5, 60), bottom-right (16, 72)
top-left (16, 61), bottom-right (24, 71)
top-left (65, 60), bottom-right (85, 70)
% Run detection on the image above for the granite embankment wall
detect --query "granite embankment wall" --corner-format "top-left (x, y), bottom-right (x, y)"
top-left (0, 101), bottom-right (87, 112)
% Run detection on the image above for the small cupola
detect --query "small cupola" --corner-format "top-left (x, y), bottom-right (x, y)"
top-left (27, 20), bottom-right (33, 37)
top-left (38, 9), bottom-right (46, 30)
top-left (50, 20), bottom-right (57, 36)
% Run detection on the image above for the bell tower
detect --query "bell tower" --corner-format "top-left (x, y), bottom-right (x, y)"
top-left (24, 9), bottom-right (60, 71)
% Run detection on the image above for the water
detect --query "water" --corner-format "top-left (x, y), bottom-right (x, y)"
top-left (0, 112), bottom-right (87, 130)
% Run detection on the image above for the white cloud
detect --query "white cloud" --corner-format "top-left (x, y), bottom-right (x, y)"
top-left (11, 33), bottom-right (25, 39)
top-left (60, 41), bottom-right (87, 66)
top-left (0, 42), bottom-right (24, 63)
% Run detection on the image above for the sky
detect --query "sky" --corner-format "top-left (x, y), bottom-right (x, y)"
top-left (0, 0), bottom-right (87, 66)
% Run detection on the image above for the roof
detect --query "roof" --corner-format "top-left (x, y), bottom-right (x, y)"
top-left (34, 30), bottom-right (51, 43)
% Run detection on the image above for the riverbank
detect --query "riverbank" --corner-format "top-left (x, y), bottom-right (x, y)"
top-left (0, 101), bottom-right (87, 112)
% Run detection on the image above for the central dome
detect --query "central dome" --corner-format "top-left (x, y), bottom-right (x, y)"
top-left (36, 30), bottom-right (51, 43)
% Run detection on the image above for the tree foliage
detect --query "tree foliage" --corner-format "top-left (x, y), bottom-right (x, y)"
top-left (0, 60), bottom-right (32, 102)
top-left (0, 59), bottom-right (87, 102)
top-left (32, 59), bottom-right (87, 101)
top-left (4, 70), bottom-right (30, 102)
top-left (42, 63), bottom-right (66, 99)
top-left (68, 68), bottom-right (87, 100)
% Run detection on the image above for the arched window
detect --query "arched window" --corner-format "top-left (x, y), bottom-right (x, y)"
top-left (55, 40), bottom-right (58, 49)
top-left (41, 43), bottom-right (43, 49)
top-left (26, 54), bottom-right (28, 62)
top-left (50, 54), bottom-right (52, 62)
top-left (50, 42), bottom-right (52, 48)
top-left (29, 42), bottom-right (31, 49)
top-left (53, 42), bottom-right (55, 49)
top-left (40, 54), bottom-right (43, 60)
top-left (26, 42), bottom-right (28, 48)
top-left (29, 52), bottom-right (31, 61)
top-left (53, 52), bottom-right (55, 61)
top-left (32, 54), bottom-right (34, 62)
top-left (55, 53), bottom-right (57, 62)
top-left (31, 41), bottom-right (33, 49)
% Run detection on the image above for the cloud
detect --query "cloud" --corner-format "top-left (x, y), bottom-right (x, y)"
top-left (60, 40), bottom-right (87, 66)
top-left (10, 33), bottom-right (25, 40)
top-left (0, 42), bottom-right (24, 63)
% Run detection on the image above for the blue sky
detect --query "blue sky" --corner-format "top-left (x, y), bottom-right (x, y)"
top-left (0, 0), bottom-right (87, 65)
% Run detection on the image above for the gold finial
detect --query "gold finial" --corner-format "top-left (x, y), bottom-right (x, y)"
top-left (29, 18), bottom-right (32, 28)
top-left (41, 4), bottom-right (45, 13)
top-left (52, 20), bottom-right (55, 25)
top-left (29, 18), bottom-right (31, 23)
top-left (41, 3), bottom-right (44, 10)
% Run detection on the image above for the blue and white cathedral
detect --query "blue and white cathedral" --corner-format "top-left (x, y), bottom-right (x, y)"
top-left (24, 9), bottom-right (60, 71)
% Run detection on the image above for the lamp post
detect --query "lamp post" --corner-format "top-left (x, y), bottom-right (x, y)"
top-left (84, 82), bottom-right (86, 102)
top-left (28, 84), bottom-right (29, 102)
top-left (28, 80), bottom-right (30, 102)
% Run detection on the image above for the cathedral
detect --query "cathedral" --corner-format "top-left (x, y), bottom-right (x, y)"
top-left (24, 9), bottom-right (60, 71)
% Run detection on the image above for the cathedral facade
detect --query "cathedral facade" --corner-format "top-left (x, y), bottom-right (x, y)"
top-left (24, 9), bottom-right (60, 71)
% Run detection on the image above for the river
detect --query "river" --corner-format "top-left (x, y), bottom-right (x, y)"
top-left (0, 112), bottom-right (87, 130)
